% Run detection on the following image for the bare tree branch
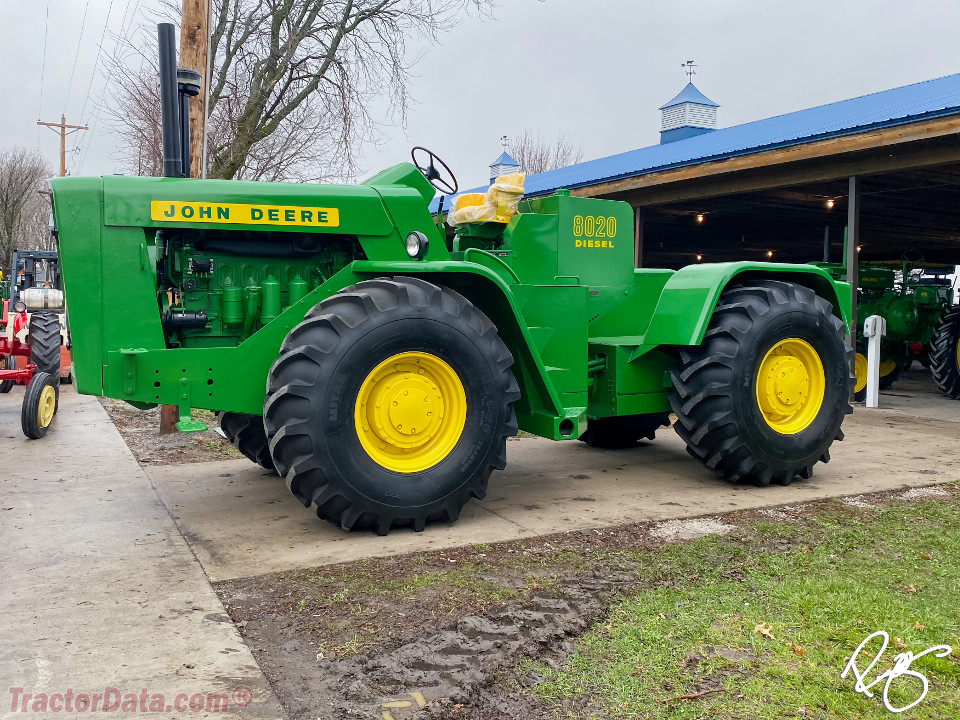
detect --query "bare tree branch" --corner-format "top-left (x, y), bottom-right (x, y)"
top-left (506, 129), bottom-right (584, 176)
top-left (0, 148), bottom-right (53, 274)
top-left (106, 0), bottom-right (496, 182)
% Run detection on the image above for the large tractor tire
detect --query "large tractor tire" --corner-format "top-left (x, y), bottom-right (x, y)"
top-left (264, 276), bottom-right (520, 535)
top-left (930, 306), bottom-right (960, 399)
top-left (219, 412), bottom-right (276, 471)
top-left (579, 413), bottom-right (670, 449)
top-left (22, 371), bottom-right (57, 439)
top-left (670, 280), bottom-right (852, 487)
top-left (0, 355), bottom-right (15, 393)
top-left (28, 312), bottom-right (61, 385)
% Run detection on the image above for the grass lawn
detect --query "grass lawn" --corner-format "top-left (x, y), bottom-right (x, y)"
top-left (524, 487), bottom-right (960, 719)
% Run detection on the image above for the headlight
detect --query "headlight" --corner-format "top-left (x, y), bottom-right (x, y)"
top-left (13, 301), bottom-right (26, 313)
top-left (405, 231), bottom-right (429, 260)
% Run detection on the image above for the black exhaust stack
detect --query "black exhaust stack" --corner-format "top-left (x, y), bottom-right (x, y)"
top-left (158, 23), bottom-right (182, 178)
top-left (177, 69), bottom-right (201, 177)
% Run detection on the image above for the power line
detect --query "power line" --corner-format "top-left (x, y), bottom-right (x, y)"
top-left (62, 0), bottom-right (93, 114)
top-left (77, 0), bottom-right (131, 173)
top-left (37, 0), bottom-right (51, 146)
top-left (122, 0), bottom-right (143, 38)
top-left (78, 0), bottom-right (117, 124)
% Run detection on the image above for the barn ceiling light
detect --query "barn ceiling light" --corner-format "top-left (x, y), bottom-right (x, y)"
top-left (696, 213), bottom-right (704, 223)
top-left (826, 198), bottom-right (835, 209)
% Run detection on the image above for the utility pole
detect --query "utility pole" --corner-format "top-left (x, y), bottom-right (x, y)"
top-left (179, 0), bottom-right (209, 179)
top-left (37, 116), bottom-right (88, 176)
top-left (159, 5), bottom-right (209, 435)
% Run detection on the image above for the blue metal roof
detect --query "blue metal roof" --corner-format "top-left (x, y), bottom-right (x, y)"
top-left (431, 73), bottom-right (960, 213)
top-left (659, 82), bottom-right (720, 109)
top-left (490, 151), bottom-right (519, 167)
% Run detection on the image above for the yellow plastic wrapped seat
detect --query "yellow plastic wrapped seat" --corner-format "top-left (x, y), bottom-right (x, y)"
top-left (448, 173), bottom-right (525, 226)
top-left (453, 193), bottom-right (485, 210)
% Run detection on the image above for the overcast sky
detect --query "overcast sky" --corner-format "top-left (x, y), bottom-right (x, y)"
top-left (3, 0), bottom-right (959, 190)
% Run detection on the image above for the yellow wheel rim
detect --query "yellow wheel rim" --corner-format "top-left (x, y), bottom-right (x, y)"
top-left (854, 352), bottom-right (868, 393)
top-left (756, 338), bottom-right (825, 435)
top-left (354, 352), bottom-right (467, 473)
top-left (878, 359), bottom-right (897, 378)
top-left (37, 384), bottom-right (56, 428)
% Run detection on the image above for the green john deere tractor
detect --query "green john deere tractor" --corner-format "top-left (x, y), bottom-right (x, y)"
top-left (46, 24), bottom-right (853, 534)
top-left (814, 259), bottom-right (953, 398)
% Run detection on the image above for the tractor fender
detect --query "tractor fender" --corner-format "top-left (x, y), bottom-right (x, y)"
top-left (641, 261), bottom-right (852, 347)
top-left (349, 260), bottom-right (566, 422)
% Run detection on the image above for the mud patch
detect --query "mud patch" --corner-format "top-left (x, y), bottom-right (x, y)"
top-left (99, 398), bottom-right (243, 465)
top-left (648, 517), bottom-right (733, 541)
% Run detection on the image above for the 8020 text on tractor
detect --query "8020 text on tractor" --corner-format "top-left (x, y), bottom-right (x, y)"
top-left (47, 24), bottom-right (853, 534)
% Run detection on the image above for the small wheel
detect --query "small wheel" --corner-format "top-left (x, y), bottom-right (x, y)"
top-left (670, 280), bottom-right (852, 487)
top-left (579, 413), bottom-right (670, 449)
top-left (0, 355), bottom-right (15, 393)
top-left (930, 306), bottom-right (960, 399)
top-left (22, 371), bottom-right (57, 439)
top-left (219, 412), bottom-right (276, 471)
top-left (28, 312), bottom-right (62, 385)
top-left (411, 146), bottom-right (458, 195)
top-left (853, 349), bottom-right (867, 401)
top-left (264, 277), bottom-right (519, 534)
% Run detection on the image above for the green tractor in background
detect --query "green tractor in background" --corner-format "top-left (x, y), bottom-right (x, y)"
top-left (814, 258), bottom-right (954, 398)
top-left (44, 24), bottom-right (854, 534)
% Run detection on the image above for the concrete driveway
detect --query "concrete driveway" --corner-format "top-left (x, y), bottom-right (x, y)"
top-left (0, 386), bottom-right (285, 719)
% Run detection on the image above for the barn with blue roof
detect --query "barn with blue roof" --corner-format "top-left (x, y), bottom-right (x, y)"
top-left (434, 72), bottom-right (960, 287)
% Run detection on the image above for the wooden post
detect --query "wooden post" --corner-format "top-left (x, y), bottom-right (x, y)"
top-left (179, 0), bottom-right (208, 179)
top-left (36, 116), bottom-right (88, 177)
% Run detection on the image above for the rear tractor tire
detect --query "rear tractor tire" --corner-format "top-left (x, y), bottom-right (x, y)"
top-left (28, 312), bottom-right (62, 385)
top-left (670, 280), bottom-right (852, 487)
top-left (22, 371), bottom-right (57, 439)
top-left (264, 277), bottom-right (520, 535)
top-left (579, 413), bottom-right (670, 449)
top-left (0, 355), bottom-right (15, 393)
top-left (930, 306), bottom-right (960, 399)
top-left (219, 412), bottom-right (276, 471)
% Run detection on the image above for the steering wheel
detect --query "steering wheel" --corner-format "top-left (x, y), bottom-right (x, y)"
top-left (901, 249), bottom-right (926, 279)
top-left (411, 146), bottom-right (458, 195)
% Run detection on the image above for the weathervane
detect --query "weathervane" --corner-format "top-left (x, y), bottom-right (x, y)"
top-left (500, 135), bottom-right (508, 150)
top-left (681, 60), bottom-right (697, 81)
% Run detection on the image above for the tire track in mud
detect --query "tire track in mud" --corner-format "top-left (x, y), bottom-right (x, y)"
top-left (303, 573), bottom-right (637, 719)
